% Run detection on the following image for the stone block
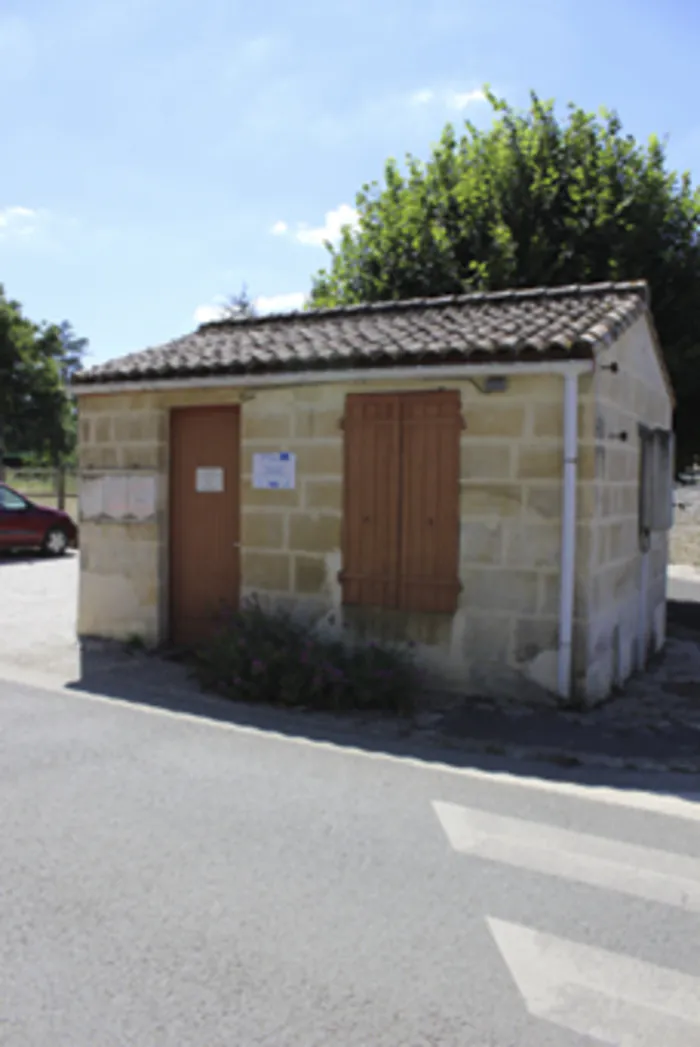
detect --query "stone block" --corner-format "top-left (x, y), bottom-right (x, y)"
top-left (460, 443), bottom-right (512, 480)
top-left (465, 405), bottom-right (526, 438)
top-left (461, 568), bottom-right (539, 614)
top-left (114, 413), bottom-right (161, 443)
top-left (460, 483), bottom-right (523, 518)
top-left (94, 417), bottom-right (113, 443)
top-left (577, 444), bottom-right (596, 481)
top-left (295, 442), bottom-right (343, 477)
top-left (162, 388), bottom-right (241, 409)
top-left (577, 484), bottom-right (598, 519)
top-left (516, 446), bottom-right (562, 481)
top-left (538, 572), bottom-right (560, 616)
top-left (118, 444), bottom-right (163, 470)
top-left (242, 511), bottom-right (286, 549)
top-left (289, 513), bottom-right (341, 553)
top-left (241, 551), bottom-right (291, 591)
top-left (84, 446), bottom-right (119, 470)
top-left (294, 409), bottom-right (342, 439)
top-left (242, 412), bottom-right (292, 440)
top-left (505, 523), bottom-right (561, 568)
top-left (513, 616), bottom-right (559, 663)
top-left (305, 479), bottom-right (343, 511)
top-left (460, 520), bottom-right (504, 565)
top-left (525, 485), bottom-right (561, 520)
top-left (241, 479), bottom-right (300, 509)
top-left (455, 611), bottom-right (512, 662)
top-left (294, 555), bottom-right (328, 595)
top-left (509, 374), bottom-right (560, 399)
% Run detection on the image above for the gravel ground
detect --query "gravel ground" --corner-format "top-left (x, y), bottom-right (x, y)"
top-left (0, 552), bottom-right (80, 677)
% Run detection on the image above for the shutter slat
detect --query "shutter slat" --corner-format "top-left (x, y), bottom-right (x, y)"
top-left (342, 394), bottom-right (401, 608)
top-left (398, 391), bottom-right (461, 614)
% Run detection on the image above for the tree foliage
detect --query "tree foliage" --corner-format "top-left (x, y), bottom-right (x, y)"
top-left (0, 287), bottom-right (88, 469)
top-left (310, 91), bottom-right (700, 467)
top-left (220, 284), bottom-right (257, 320)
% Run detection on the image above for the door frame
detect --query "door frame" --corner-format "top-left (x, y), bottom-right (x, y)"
top-left (167, 404), bottom-right (241, 643)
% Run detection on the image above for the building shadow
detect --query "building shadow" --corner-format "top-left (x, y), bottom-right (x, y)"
top-left (64, 620), bottom-right (700, 802)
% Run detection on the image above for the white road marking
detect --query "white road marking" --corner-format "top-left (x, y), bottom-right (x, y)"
top-left (488, 917), bottom-right (700, 1046)
top-left (1, 660), bottom-right (699, 821)
top-left (433, 800), bottom-right (700, 911)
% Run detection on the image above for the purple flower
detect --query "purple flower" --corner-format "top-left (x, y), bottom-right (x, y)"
top-left (252, 659), bottom-right (265, 674)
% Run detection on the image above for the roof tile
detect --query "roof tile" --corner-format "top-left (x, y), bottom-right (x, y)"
top-left (73, 280), bottom-right (649, 386)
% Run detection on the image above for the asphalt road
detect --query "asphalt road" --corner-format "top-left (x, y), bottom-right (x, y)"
top-left (2, 678), bottom-right (700, 1046)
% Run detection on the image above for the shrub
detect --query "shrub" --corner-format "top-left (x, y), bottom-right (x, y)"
top-left (192, 598), bottom-right (418, 716)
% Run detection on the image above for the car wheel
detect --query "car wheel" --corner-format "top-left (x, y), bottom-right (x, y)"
top-left (42, 527), bottom-right (68, 557)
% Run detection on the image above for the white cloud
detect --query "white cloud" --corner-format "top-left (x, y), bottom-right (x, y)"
top-left (256, 291), bottom-right (306, 314)
top-left (294, 204), bottom-right (360, 247)
top-left (446, 88), bottom-right (487, 110)
top-left (193, 291), bottom-right (307, 325)
top-left (269, 204), bottom-right (359, 249)
top-left (410, 89), bottom-right (435, 106)
top-left (408, 86), bottom-right (487, 111)
top-left (0, 205), bottom-right (38, 237)
top-left (194, 303), bottom-right (226, 324)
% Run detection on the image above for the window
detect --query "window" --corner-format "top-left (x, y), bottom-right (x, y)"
top-left (638, 426), bottom-right (674, 547)
top-left (341, 391), bottom-right (462, 614)
top-left (0, 485), bottom-right (28, 511)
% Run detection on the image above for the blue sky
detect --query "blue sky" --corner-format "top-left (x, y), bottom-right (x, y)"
top-left (1, 0), bottom-right (698, 365)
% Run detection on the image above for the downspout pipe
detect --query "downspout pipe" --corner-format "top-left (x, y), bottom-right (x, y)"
top-left (557, 372), bottom-right (579, 700)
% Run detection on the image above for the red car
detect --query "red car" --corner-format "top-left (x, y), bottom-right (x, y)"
top-left (0, 482), bottom-right (78, 556)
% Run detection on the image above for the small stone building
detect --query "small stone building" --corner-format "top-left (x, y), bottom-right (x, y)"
top-left (73, 281), bottom-right (675, 704)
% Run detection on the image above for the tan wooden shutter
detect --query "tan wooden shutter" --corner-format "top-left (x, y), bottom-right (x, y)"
top-left (342, 393), bottom-right (401, 607)
top-left (398, 391), bottom-right (461, 613)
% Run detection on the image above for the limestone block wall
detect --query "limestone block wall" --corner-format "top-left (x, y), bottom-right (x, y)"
top-left (77, 371), bottom-right (601, 701)
top-left (584, 317), bottom-right (673, 700)
top-left (77, 387), bottom-right (242, 642)
top-left (238, 373), bottom-right (593, 699)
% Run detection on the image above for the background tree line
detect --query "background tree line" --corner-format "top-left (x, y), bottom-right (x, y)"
top-left (0, 285), bottom-right (87, 477)
top-left (310, 91), bottom-right (700, 471)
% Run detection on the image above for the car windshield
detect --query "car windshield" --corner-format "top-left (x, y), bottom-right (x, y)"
top-left (0, 485), bottom-right (29, 511)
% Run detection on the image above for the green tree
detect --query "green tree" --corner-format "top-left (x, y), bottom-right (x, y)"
top-left (221, 284), bottom-right (257, 320)
top-left (0, 287), bottom-right (88, 474)
top-left (310, 91), bottom-right (700, 468)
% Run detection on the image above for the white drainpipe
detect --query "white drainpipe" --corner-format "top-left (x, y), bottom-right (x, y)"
top-left (557, 372), bottom-right (579, 700)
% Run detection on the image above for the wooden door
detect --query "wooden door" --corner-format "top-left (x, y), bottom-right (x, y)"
top-left (169, 406), bottom-right (240, 645)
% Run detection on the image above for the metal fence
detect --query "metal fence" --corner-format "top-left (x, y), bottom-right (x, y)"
top-left (4, 467), bottom-right (78, 517)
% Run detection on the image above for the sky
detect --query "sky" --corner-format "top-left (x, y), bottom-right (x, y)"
top-left (1, 0), bottom-right (698, 365)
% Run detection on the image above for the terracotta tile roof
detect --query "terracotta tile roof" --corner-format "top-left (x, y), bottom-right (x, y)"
top-left (73, 280), bottom-right (650, 386)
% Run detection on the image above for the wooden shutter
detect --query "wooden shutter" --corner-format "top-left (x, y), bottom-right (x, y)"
top-left (342, 394), bottom-right (401, 607)
top-left (398, 391), bottom-right (461, 613)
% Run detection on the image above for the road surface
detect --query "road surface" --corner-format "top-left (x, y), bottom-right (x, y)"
top-left (1, 677), bottom-right (700, 1046)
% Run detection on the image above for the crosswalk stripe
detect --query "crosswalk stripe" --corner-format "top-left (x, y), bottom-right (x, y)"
top-left (433, 799), bottom-right (700, 912)
top-left (488, 917), bottom-right (700, 1046)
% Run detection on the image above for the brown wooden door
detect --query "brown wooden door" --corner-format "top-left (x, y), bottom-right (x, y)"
top-left (169, 406), bottom-right (240, 645)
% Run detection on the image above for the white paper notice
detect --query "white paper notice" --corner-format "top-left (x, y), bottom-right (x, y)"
top-left (196, 466), bottom-right (224, 493)
top-left (79, 478), bottom-right (103, 520)
top-left (252, 452), bottom-right (296, 490)
top-left (102, 475), bottom-right (129, 518)
top-left (127, 475), bottom-right (156, 519)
